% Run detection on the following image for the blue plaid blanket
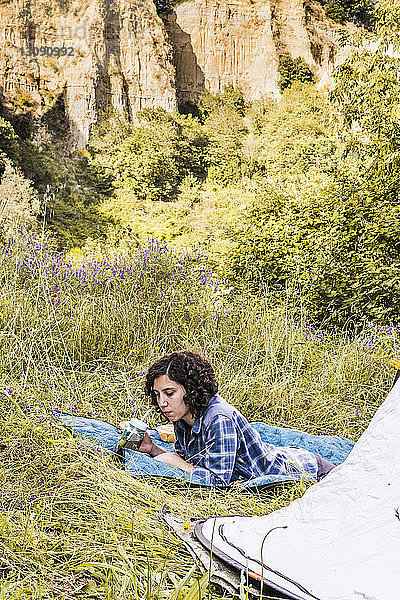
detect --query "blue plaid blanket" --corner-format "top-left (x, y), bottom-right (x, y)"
top-left (57, 414), bottom-right (355, 488)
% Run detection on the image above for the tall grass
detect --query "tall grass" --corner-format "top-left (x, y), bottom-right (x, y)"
top-left (0, 230), bottom-right (398, 599)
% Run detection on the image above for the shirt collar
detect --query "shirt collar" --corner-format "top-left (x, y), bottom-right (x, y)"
top-left (192, 415), bottom-right (203, 435)
top-left (175, 394), bottom-right (219, 435)
top-left (175, 414), bottom-right (202, 435)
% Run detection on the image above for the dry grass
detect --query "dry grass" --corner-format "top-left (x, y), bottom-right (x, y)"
top-left (0, 231), bottom-right (397, 599)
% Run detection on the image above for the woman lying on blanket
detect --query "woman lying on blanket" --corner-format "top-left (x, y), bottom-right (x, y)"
top-left (138, 350), bottom-right (335, 487)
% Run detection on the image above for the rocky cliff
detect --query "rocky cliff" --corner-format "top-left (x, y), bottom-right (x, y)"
top-left (0, 0), bottom-right (351, 146)
top-left (162, 0), bottom-right (352, 107)
top-left (0, 0), bottom-right (177, 146)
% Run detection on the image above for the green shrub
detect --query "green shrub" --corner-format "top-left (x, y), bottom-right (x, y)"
top-left (0, 160), bottom-right (40, 239)
top-left (89, 109), bottom-right (209, 206)
top-left (197, 85), bottom-right (247, 185)
top-left (244, 84), bottom-right (337, 177)
top-left (199, 84), bottom-right (245, 119)
top-left (0, 117), bottom-right (19, 158)
top-left (0, 110), bottom-right (112, 248)
top-left (224, 166), bottom-right (400, 327)
top-left (322, 0), bottom-right (376, 29)
top-left (217, 83), bottom-right (246, 116)
top-left (278, 55), bottom-right (314, 91)
top-left (332, 0), bottom-right (400, 200)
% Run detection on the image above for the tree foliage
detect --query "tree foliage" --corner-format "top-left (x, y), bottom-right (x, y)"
top-left (0, 103), bottom-right (111, 248)
top-left (278, 55), bottom-right (314, 91)
top-left (225, 3), bottom-right (400, 326)
top-left (199, 84), bottom-right (246, 118)
top-left (89, 109), bottom-right (209, 207)
top-left (225, 167), bottom-right (400, 326)
top-left (332, 1), bottom-right (400, 198)
top-left (244, 83), bottom-right (336, 176)
top-left (322, 0), bottom-right (376, 29)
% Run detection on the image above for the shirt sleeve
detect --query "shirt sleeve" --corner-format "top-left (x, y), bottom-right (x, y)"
top-left (190, 415), bottom-right (238, 488)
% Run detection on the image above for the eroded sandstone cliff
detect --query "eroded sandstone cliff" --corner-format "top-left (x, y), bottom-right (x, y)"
top-left (0, 0), bottom-right (177, 146)
top-left (162, 0), bottom-right (352, 106)
top-left (0, 0), bottom-right (351, 146)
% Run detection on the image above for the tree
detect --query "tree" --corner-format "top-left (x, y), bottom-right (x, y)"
top-left (86, 108), bottom-right (211, 241)
top-left (332, 1), bottom-right (400, 201)
top-left (223, 42), bottom-right (400, 327)
top-left (322, 0), bottom-right (375, 29)
top-left (244, 84), bottom-right (337, 177)
top-left (0, 160), bottom-right (40, 240)
top-left (278, 55), bottom-right (314, 91)
top-left (199, 84), bottom-right (245, 119)
top-left (197, 85), bottom-right (248, 184)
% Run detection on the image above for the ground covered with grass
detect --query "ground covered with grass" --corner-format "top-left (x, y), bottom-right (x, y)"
top-left (0, 231), bottom-right (398, 599)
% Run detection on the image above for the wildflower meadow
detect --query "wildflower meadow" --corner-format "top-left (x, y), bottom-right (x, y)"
top-left (0, 229), bottom-right (398, 599)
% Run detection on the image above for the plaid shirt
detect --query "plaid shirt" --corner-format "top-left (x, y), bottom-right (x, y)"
top-left (174, 394), bottom-right (318, 487)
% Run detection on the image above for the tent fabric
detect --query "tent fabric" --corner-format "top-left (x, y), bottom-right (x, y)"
top-left (56, 414), bottom-right (354, 488)
top-left (161, 506), bottom-right (271, 599)
top-left (194, 380), bottom-right (400, 599)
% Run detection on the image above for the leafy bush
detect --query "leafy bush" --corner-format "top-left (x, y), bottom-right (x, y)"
top-left (322, 0), bottom-right (376, 29)
top-left (202, 106), bottom-right (248, 184)
top-left (89, 102), bottom-right (248, 227)
top-left (243, 84), bottom-right (337, 177)
top-left (225, 164), bottom-right (400, 327)
top-left (199, 84), bottom-right (245, 119)
top-left (0, 110), bottom-right (111, 248)
top-left (332, 0), bottom-right (400, 199)
top-left (197, 85), bottom-right (248, 184)
top-left (221, 4), bottom-right (400, 327)
top-left (0, 118), bottom-right (40, 237)
top-left (278, 55), bottom-right (314, 91)
top-left (0, 117), bottom-right (19, 159)
top-left (0, 160), bottom-right (40, 240)
top-left (89, 109), bottom-right (209, 207)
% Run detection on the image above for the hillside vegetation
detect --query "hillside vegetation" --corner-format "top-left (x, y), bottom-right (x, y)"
top-left (2, 0), bottom-right (399, 327)
top-left (78, 73), bottom-right (400, 327)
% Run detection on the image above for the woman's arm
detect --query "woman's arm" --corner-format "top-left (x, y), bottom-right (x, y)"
top-left (137, 432), bottom-right (194, 473)
top-left (153, 452), bottom-right (194, 473)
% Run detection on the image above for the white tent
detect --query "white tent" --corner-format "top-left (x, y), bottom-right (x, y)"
top-left (195, 380), bottom-right (400, 600)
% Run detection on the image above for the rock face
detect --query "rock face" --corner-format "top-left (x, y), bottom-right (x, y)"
top-left (0, 0), bottom-right (177, 146)
top-left (162, 0), bottom-right (352, 107)
top-left (162, 0), bottom-right (279, 104)
top-left (0, 0), bottom-right (350, 145)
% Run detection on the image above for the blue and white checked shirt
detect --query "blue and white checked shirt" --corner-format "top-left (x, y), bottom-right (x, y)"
top-left (174, 394), bottom-right (318, 487)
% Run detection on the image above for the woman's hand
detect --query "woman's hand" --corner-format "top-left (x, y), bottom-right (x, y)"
top-left (137, 431), bottom-right (167, 457)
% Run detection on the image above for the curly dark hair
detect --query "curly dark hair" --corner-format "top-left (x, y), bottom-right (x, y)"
top-left (144, 350), bottom-right (218, 419)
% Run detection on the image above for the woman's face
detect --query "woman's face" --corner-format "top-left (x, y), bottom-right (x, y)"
top-left (153, 374), bottom-right (194, 425)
